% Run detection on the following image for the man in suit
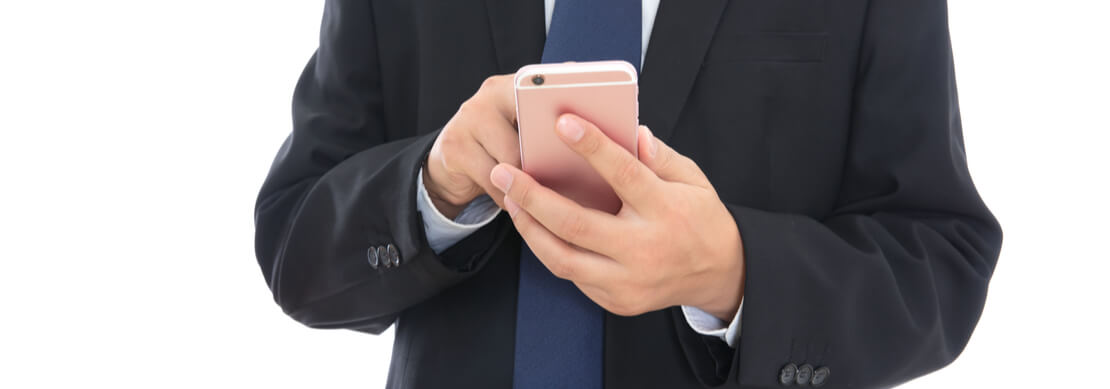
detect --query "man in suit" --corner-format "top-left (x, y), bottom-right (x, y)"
top-left (254, 0), bottom-right (1002, 387)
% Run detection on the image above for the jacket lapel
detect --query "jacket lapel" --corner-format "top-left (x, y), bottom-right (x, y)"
top-left (484, 0), bottom-right (546, 73)
top-left (639, 0), bottom-right (729, 142)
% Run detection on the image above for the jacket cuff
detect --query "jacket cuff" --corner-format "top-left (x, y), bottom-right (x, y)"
top-left (416, 168), bottom-right (502, 253)
top-left (680, 301), bottom-right (744, 348)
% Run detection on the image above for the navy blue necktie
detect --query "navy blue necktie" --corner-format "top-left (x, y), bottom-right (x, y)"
top-left (512, 1), bottom-right (641, 388)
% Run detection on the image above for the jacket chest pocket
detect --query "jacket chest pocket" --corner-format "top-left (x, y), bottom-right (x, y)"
top-left (702, 0), bottom-right (828, 95)
top-left (702, 32), bottom-right (827, 98)
top-left (688, 32), bottom-right (831, 210)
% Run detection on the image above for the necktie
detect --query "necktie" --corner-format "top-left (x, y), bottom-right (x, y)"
top-left (512, 1), bottom-right (641, 388)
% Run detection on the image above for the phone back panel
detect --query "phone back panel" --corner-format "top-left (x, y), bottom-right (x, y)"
top-left (515, 61), bottom-right (639, 214)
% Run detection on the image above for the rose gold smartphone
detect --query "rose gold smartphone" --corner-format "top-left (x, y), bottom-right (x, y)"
top-left (514, 60), bottom-right (639, 214)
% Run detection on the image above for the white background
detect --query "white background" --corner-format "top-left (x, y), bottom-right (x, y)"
top-left (0, 1), bottom-right (1107, 387)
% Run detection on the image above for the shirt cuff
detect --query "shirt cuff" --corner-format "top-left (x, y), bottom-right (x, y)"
top-left (416, 168), bottom-right (502, 254)
top-left (680, 300), bottom-right (744, 348)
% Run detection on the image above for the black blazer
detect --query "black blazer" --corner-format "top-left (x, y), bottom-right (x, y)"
top-left (254, 0), bottom-right (1002, 387)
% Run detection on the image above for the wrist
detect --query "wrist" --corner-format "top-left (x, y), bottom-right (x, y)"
top-left (697, 229), bottom-right (746, 321)
top-left (699, 283), bottom-right (743, 321)
top-left (700, 275), bottom-right (744, 321)
top-left (422, 167), bottom-right (467, 219)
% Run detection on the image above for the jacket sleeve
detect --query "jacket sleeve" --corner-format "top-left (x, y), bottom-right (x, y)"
top-left (676, 0), bottom-right (1003, 387)
top-left (253, 0), bottom-right (508, 334)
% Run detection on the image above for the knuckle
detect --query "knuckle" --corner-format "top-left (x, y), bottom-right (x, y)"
top-left (656, 149), bottom-right (676, 171)
top-left (679, 156), bottom-right (701, 176)
top-left (438, 153), bottom-right (457, 176)
top-left (602, 293), bottom-right (631, 316)
top-left (439, 127), bottom-right (462, 149)
top-left (438, 142), bottom-right (458, 168)
top-left (458, 99), bottom-right (485, 116)
top-left (439, 143), bottom-right (469, 172)
top-left (549, 259), bottom-right (575, 280)
top-left (679, 155), bottom-right (697, 168)
top-left (515, 181), bottom-right (534, 207)
top-left (480, 75), bottom-right (500, 91)
top-left (578, 132), bottom-right (604, 155)
top-left (514, 211), bottom-right (533, 231)
top-left (610, 292), bottom-right (646, 317)
top-left (613, 157), bottom-right (642, 188)
top-left (559, 213), bottom-right (588, 242)
top-left (439, 154), bottom-right (456, 175)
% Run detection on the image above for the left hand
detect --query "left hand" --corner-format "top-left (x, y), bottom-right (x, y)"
top-left (489, 114), bottom-right (745, 319)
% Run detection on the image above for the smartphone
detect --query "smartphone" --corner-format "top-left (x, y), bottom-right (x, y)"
top-left (514, 60), bottom-right (639, 214)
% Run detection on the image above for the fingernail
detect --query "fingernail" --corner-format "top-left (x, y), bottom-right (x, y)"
top-left (557, 116), bottom-right (585, 143)
top-left (490, 165), bottom-right (513, 192)
top-left (645, 126), bottom-right (658, 158)
top-left (504, 196), bottom-right (521, 218)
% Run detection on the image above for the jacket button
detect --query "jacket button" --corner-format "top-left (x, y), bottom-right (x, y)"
top-left (779, 363), bottom-right (798, 386)
top-left (387, 244), bottom-right (401, 267)
top-left (811, 367), bottom-right (830, 387)
top-left (377, 246), bottom-right (391, 268)
top-left (366, 246), bottom-right (380, 269)
top-left (796, 364), bottom-right (814, 386)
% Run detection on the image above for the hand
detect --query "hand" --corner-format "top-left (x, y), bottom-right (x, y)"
top-left (489, 114), bottom-right (745, 319)
top-left (425, 75), bottom-right (520, 219)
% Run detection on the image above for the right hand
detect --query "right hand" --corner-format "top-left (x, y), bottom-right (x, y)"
top-left (424, 74), bottom-right (520, 219)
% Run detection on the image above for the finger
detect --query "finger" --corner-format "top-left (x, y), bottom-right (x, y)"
top-left (555, 114), bottom-right (659, 208)
top-left (480, 74), bottom-right (518, 125)
top-left (474, 115), bottom-right (522, 167)
top-left (635, 126), bottom-right (711, 188)
top-left (450, 138), bottom-right (506, 208)
top-left (504, 196), bottom-right (622, 285)
top-left (490, 163), bottom-right (625, 257)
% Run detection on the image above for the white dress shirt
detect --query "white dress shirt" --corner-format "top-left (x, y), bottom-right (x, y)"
top-left (415, 0), bottom-right (742, 348)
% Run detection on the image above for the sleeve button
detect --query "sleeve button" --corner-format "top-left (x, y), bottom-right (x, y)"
top-left (387, 244), bottom-right (401, 267)
top-left (779, 363), bottom-right (798, 386)
top-left (377, 246), bottom-right (391, 268)
top-left (366, 246), bottom-right (380, 269)
top-left (811, 366), bottom-right (829, 387)
top-left (796, 364), bottom-right (814, 386)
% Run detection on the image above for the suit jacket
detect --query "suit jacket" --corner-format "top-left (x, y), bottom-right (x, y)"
top-left (254, 0), bottom-right (1003, 387)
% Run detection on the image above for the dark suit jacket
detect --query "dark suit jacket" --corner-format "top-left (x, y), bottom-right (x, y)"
top-left (254, 0), bottom-right (1003, 387)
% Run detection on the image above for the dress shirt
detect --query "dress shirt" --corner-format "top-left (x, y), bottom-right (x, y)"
top-left (414, 0), bottom-right (743, 348)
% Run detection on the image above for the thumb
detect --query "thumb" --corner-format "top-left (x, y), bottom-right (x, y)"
top-left (636, 126), bottom-right (711, 187)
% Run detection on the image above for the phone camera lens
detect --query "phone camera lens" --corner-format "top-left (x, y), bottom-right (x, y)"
top-left (532, 75), bottom-right (545, 85)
